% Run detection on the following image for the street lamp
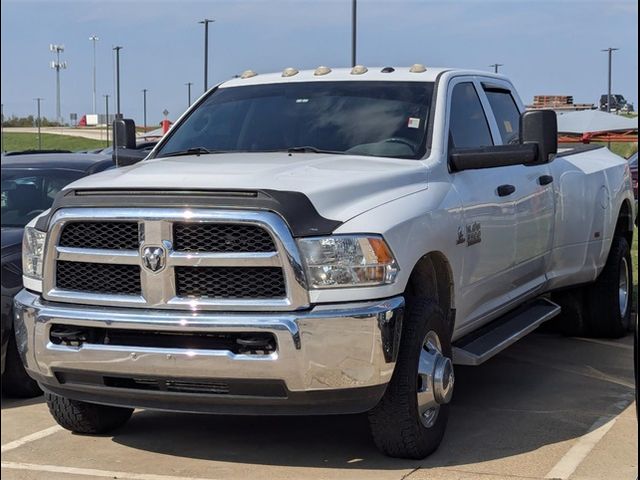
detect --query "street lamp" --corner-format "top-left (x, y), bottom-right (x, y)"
top-left (186, 82), bottom-right (193, 107)
top-left (489, 63), bottom-right (503, 73)
top-left (49, 44), bottom-right (67, 124)
top-left (351, 0), bottom-right (357, 67)
top-left (113, 46), bottom-right (123, 116)
top-left (198, 19), bottom-right (214, 92)
top-left (34, 98), bottom-right (44, 149)
top-left (142, 89), bottom-right (148, 131)
top-left (601, 47), bottom-right (620, 113)
top-left (89, 35), bottom-right (99, 114)
top-left (103, 94), bottom-right (110, 146)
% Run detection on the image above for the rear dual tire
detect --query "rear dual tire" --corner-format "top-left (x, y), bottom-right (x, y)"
top-left (553, 236), bottom-right (633, 338)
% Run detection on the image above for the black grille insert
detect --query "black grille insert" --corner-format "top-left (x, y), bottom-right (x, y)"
top-left (59, 222), bottom-right (139, 250)
top-left (173, 223), bottom-right (276, 252)
top-left (175, 266), bottom-right (286, 299)
top-left (56, 261), bottom-right (141, 295)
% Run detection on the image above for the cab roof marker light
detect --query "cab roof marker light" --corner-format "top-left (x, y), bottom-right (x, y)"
top-left (314, 66), bottom-right (332, 76)
top-left (381, 67), bottom-right (395, 73)
top-left (409, 64), bottom-right (427, 73)
top-left (240, 70), bottom-right (258, 79)
top-left (350, 65), bottom-right (368, 75)
top-left (282, 67), bottom-right (299, 77)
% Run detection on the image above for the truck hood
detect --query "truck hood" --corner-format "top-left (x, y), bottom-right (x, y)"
top-left (67, 152), bottom-right (428, 222)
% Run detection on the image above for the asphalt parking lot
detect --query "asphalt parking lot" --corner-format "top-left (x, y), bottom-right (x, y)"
top-left (1, 331), bottom-right (637, 480)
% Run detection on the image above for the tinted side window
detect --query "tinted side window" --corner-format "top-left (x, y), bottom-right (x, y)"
top-left (449, 82), bottom-right (493, 149)
top-left (485, 89), bottom-right (521, 144)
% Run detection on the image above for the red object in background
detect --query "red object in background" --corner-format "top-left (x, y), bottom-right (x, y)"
top-left (161, 119), bottom-right (171, 134)
top-left (78, 115), bottom-right (87, 127)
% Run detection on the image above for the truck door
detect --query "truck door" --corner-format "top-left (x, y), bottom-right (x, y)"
top-left (447, 79), bottom-right (518, 327)
top-left (482, 83), bottom-right (554, 297)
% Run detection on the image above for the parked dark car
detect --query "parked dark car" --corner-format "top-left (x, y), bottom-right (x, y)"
top-left (1, 153), bottom-right (113, 397)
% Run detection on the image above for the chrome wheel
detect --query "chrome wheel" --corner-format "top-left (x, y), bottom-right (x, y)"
top-left (417, 331), bottom-right (455, 428)
top-left (619, 256), bottom-right (630, 317)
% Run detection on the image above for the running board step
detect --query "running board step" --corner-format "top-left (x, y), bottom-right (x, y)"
top-left (452, 298), bottom-right (561, 366)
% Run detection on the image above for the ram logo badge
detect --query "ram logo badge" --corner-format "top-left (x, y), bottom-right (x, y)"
top-left (141, 246), bottom-right (166, 273)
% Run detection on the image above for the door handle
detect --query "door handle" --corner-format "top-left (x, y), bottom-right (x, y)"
top-left (497, 184), bottom-right (516, 197)
top-left (538, 175), bottom-right (554, 186)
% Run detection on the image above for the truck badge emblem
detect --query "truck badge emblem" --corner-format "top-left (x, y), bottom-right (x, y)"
top-left (142, 246), bottom-right (165, 272)
top-left (466, 222), bottom-right (482, 246)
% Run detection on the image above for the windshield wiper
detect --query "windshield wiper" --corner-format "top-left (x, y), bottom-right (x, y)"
top-left (162, 147), bottom-right (214, 158)
top-left (286, 146), bottom-right (343, 155)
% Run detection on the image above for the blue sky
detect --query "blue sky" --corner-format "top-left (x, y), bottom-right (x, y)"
top-left (1, 0), bottom-right (638, 125)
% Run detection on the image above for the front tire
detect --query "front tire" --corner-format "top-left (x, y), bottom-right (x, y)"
top-left (45, 392), bottom-right (133, 434)
top-left (586, 236), bottom-right (633, 338)
top-left (368, 298), bottom-right (453, 459)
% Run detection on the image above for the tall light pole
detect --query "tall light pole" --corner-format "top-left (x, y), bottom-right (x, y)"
top-left (89, 35), bottom-right (99, 114)
top-left (351, 0), bottom-right (357, 67)
top-left (49, 44), bottom-right (67, 124)
top-left (103, 94), bottom-right (110, 146)
top-left (199, 19), bottom-right (214, 92)
top-left (489, 63), bottom-right (503, 73)
top-left (142, 89), bottom-right (148, 131)
top-left (34, 98), bottom-right (44, 149)
top-left (186, 82), bottom-right (193, 107)
top-left (601, 47), bottom-right (619, 113)
top-left (113, 46), bottom-right (123, 116)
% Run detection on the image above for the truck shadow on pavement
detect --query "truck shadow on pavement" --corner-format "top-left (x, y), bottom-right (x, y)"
top-left (110, 332), bottom-right (635, 470)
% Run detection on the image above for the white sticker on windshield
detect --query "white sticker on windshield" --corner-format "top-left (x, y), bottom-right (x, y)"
top-left (408, 117), bottom-right (421, 129)
top-left (296, 98), bottom-right (309, 103)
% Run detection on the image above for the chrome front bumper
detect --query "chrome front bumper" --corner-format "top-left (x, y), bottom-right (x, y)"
top-left (14, 290), bottom-right (403, 414)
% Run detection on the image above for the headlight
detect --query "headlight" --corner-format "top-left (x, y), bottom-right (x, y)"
top-left (297, 235), bottom-right (399, 288)
top-left (22, 226), bottom-right (47, 280)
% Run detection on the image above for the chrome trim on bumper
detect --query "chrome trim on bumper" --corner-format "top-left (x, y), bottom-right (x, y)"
top-left (15, 290), bottom-right (403, 394)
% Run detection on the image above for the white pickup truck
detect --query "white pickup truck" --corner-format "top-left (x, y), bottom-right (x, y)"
top-left (15, 65), bottom-right (635, 459)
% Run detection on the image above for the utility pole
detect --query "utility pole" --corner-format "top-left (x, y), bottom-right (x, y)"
top-left (489, 63), bottom-right (503, 73)
top-left (113, 46), bottom-right (123, 116)
top-left (142, 89), bottom-right (148, 131)
top-left (199, 19), bottom-right (214, 92)
top-left (49, 44), bottom-right (67, 124)
top-left (601, 47), bottom-right (619, 113)
top-left (351, 0), bottom-right (357, 67)
top-left (103, 94), bottom-right (110, 147)
top-left (89, 35), bottom-right (99, 114)
top-left (186, 82), bottom-right (193, 106)
top-left (34, 98), bottom-right (44, 150)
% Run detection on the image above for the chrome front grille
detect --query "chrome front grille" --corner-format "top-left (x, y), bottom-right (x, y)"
top-left (43, 208), bottom-right (309, 311)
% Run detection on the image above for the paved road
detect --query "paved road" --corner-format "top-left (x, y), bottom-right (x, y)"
top-left (3, 127), bottom-right (155, 141)
top-left (1, 332), bottom-right (637, 480)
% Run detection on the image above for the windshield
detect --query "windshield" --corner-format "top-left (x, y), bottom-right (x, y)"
top-left (156, 81), bottom-right (435, 160)
top-left (1, 169), bottom-right (83, 227)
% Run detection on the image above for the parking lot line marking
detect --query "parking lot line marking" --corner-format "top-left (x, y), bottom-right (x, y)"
top-left (1, 461), bottom-right (218, 480)
top-left (544, 397), bottom-right (632, 479)
top-left (0, 425), bottom-right (63, 454)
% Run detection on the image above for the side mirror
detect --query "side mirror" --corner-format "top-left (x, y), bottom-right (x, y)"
top-left (112, 147), bottom-right (149, 167)
top-left (520, 110), bottom-right (557, 164)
